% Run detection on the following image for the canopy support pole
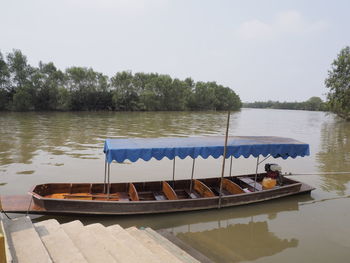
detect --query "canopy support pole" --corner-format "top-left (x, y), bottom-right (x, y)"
top-left (258, 155), bottom-right (271, 165)
top-left (254, 156), bottom-right (260, 192)
top-left (189, 158), bottom-right (196, 193)
top-left (172, 157), bottom-right (176, 187)
top-left (229, 156), bottom-right (233, 178)
top-left (218, 111), bottom-right (231, 209)
top-left (103, 159), bottom-right (107, 193)
top-left (107, 163), bottom-right (111, 199)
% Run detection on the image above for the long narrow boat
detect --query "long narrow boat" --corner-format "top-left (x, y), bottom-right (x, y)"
top-left (0, 136), bottom-right (314, 215)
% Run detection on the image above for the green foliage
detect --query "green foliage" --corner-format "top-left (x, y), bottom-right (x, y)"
top-left (65, 67), bottom-right (110, 111)
top-left (6, 50), bottom-right (36, 111)
top-left (12, 86), bottom-right (34, 111)
top-left (0, 51), bottom-right (10, 110)
top-left (110, 72), bottom-right (241, 111)
top-left (111, 71), bottom-right (140, 111)
top-left (0, 49), bottom-right (242, 112)
top-left (32, 62), bottom-right (65, 110)
top-left (325, 46), bottom-right (350, 120)
top-left (188, 81), bottom-right (241, 111)
top-left (304, 97), bottom-right (326, 111)
top-left (243, 97), bottom-right (327, 111)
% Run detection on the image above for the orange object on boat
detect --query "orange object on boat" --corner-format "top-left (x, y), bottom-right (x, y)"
top-left (262, 177), bottom-right (277, 189)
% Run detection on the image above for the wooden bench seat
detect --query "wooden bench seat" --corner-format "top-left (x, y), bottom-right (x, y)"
top-left (62, 193), bottom-right (128, 201)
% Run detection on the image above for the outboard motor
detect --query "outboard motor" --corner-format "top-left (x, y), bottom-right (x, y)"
top-left (264, 163), bottom-right (283, 186)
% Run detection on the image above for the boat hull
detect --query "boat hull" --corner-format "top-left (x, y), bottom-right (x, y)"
top-left (30, 181), bottom-right (312, 215)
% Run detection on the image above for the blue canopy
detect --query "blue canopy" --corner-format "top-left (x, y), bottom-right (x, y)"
top-left (103, 136), bottom-right (310, 163)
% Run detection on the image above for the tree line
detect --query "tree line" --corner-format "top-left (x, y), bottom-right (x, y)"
top-left (325, 46), bottom-right (350, 120)
top-left (0, 50), bottom-right (242, 112)
top-left (243, 97), bottom-right (327, 111)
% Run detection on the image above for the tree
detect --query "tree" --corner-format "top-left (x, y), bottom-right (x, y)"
top-left (0, 49), bottom-right (243, 112)
top-left (111, 71), bottom-right (140, 111)
top-left (304, 97), bottom-right (325, 111)
top-left (243, 97), bottom-right (326, 111)
top-left (0, 51), bottom-right (10, 110)
top-left (32, 62), bottom-right (65, 110)
top-left (325, 46), bottom-right (350, 120)
top-left (7, 50), bottom-right (35, 111)
top-left (187, 81), bottom-right (241, 111)
top-left (213, 84), bottom-right (242, 111)
top-left (188, 82), bottom-right (216, 110)
top-left (65, 67), bottom-right (110, 110)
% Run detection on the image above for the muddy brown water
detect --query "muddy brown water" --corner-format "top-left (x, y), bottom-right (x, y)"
top-left (1, 109), bottom-right (349, 262)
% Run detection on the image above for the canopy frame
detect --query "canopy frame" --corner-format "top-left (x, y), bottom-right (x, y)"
top-left (104, 136), bottom-right (310, 164)
top-left (103, 136), bottom-right (309, 200)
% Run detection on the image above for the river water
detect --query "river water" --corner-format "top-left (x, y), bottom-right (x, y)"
top-left (0, 109), bottom-right (349, 262)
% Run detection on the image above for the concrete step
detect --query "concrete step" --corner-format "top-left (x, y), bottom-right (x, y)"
top-left (144, 227), bottom-right (200, 263)
top-left (126, 226), bottom-right (183, 263)
top-left (107, 224), bottom-right (162, 263)
top-left (0, 217), bottom-right (12, 263)
top-left (157, 229), bottom-right (213, 263)
top-left (61, 220), bottom-right (116, 263)
top-left (7, 216), bottom-right (52, 263)
top-left (34, 219), bottom-right (87, 263)
top-left (85, 223), bottom-right (140, 263)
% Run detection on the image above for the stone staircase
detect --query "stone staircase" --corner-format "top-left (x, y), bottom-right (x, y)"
top-left (2, 216), bottom-right (206, 263)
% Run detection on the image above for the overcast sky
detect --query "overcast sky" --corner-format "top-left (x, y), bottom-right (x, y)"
top-left (1, 0), bottom-right (349, 102)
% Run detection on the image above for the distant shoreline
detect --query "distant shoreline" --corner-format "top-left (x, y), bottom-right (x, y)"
top-left (243, 97), bottom-right (327, 112)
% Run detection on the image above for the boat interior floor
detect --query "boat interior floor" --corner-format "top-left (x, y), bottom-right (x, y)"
top-left (35, 175), bottom-right (294, 202)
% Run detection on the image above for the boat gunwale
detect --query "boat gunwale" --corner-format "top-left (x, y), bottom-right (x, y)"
top-left (26, 183), bottom-right (313, 215)
top-left (29, 176), bottom-right (303, 204)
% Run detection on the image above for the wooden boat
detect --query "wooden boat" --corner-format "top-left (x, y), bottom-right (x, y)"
top-left (0, 136), bottom-right (315, 215)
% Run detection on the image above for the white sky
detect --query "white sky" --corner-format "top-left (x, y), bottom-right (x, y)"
top-left (1, 0), bottom-right (349, 102)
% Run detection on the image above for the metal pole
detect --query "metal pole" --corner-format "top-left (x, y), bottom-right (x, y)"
top-left (229, 156), bottom-right (233, 178)
top-left (258, 154), bottom-right (271, 165)
top-left (254, 156), bottom-right (259, 192)
top-left (218, 110), bottom-right (231, 208)
top-left (107, 163), bottom-right (111, 199)
top-left (172, 157), bottom-right (176, 187)
top-left (103, 159), bottom-right (107, 193)
top-left (189, 158), bottom-right (196, 193)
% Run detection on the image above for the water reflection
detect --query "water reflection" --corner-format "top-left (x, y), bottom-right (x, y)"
top-left (316, 119), bottom-right (350, 194)
top-left (0, 111), bottom-right (236, 167)
top-left (32, 196), bottom-right (309, 263)
top-left (176, 221), bottom-right (298, 263)
top-left (32, 193), bottom-right (312, 227)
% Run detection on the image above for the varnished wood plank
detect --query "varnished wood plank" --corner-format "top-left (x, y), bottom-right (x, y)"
top-left (194, 180), bottom-right (215, 198)
top-left (129, 183), bottom-right (139, 201)
top-left (62, 193), bottom-right (125, 201)
top-left (222, 178), bottom-right (245, 194)
top-left (162, 181), bottom-right (178, 200)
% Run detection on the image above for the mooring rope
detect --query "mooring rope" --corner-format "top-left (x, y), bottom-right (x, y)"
top-left (300, 195), bottom-right (350, 206)
top-left (0, 208), bottom-right (13, 220)
top-left (285, 171), bottom-right (350, 176)
top-left (26, 196), bottom-right (33, 217)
